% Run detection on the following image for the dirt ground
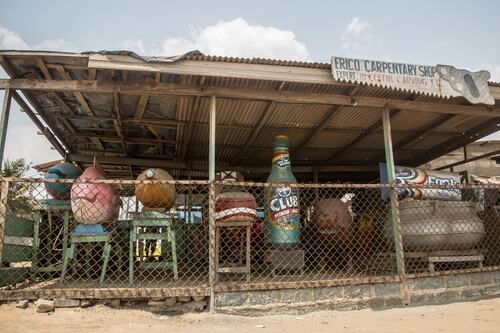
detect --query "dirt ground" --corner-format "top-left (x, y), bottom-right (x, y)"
top-left (1, 298), bottom-right (499, 333)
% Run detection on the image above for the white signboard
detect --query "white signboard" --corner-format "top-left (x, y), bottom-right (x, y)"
top-left (331, 57), bottom-right (494, 105)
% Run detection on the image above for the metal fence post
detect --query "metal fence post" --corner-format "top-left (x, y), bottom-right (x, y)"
top-left (382, 108), bottom-right (410, 304)
top-left (208, 95), bottom-right (217, 312)
top-left (0, 180), bottom-right (10, 263)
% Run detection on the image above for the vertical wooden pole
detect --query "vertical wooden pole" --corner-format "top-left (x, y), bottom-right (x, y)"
top-left (313, 166), bottom-right (319, 201)
top-left (0, 180), bottom-right (10, 263)
top-left (382, 108), bottom-right (409, 304)
top-left (0, 89), bottom-right (12, 168)
top-left (208, 95), bottom-right (216, 312)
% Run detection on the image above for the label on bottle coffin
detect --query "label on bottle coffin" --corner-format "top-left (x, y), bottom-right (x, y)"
top-left (267, 186), bottom-right (300, 231)
top-left (273, 151), bottom-right (291, 168)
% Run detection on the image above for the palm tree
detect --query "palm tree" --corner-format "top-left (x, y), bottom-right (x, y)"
top-left (1, 158), bottom-right (34, 214)
top-left (1, 158), bottom-right (30, 177)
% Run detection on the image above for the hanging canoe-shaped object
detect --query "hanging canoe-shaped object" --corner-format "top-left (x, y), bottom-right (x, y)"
top-left (135, 168), bottom-right (177, 209)
top-left (71, 167), bottom-right (120, 225)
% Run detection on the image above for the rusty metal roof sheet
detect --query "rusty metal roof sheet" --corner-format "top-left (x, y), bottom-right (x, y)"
top-left (1, 50), bottom-right (499, 181)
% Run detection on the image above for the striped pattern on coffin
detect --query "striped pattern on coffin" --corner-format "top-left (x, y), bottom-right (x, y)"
top-left (215, 191), bottom-right (257, 222)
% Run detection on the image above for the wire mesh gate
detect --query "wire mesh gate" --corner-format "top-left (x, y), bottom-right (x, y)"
top-left (0, 178), bottom-right (499, 304)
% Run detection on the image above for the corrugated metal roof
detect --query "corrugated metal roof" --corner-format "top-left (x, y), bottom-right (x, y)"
top-left (1, 50), bottom-right (498, 181)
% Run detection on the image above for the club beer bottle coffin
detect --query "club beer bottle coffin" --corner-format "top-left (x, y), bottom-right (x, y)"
top-left (265, 135), bottom-right (301, 245)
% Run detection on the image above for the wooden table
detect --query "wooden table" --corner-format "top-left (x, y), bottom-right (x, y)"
top-left (215, 220), bottom-right (252, 282)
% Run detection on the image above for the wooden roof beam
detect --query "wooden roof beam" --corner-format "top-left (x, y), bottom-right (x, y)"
top-left (404, 117), bottom-right (500, 166)
top-left (53, 65), bottom-right (105, 151)
top-left (372, 114), bottom-right (456, 162)
top-left (1, 78), bottom-right (497, 117)
top-left (112, 92), bottom-right (127, 154)
top-left (292, 105), bottom-right (342, 155)
top-left (235, 81), bottom-right (286, 163)
top-left (66, 134), bottom-right (176, 146)
top-left (326, 109), bottom-right (402, 162)
top-left (0, 56), bottom-right (72, 159)
top-left (67, 152), bottom-right (378, 174)
top-left (134, 73), bottom-right (160, 120)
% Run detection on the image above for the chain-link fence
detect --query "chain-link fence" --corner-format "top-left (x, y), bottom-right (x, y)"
top-left (0, 178), bottom-right (499, 299)
top-left (0, 178), bottom-right (210, 294)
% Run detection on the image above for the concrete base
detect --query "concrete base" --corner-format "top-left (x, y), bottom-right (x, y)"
top-left (215, 270), bottom-right (500, 315)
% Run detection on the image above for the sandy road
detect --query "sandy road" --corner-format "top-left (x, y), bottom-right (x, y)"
top-left (1, 297), bottom-right (499, 333)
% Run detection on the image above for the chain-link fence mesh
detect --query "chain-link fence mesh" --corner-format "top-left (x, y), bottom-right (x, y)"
top-left (0, 178), bottom-right (499, 297)
top-left (0, 178), bottom-right (210, 292)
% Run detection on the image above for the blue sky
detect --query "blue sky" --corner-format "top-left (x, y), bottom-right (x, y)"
top-left (0, 0), bottom-right (499, 166)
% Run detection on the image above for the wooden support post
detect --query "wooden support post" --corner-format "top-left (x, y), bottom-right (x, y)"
top-left (208, 95), bottom-right (216, 312)
top-left (382, 108), bottom-right (409, 305)
top-left (0, 89), bottom-right (12, 168)
top-left (0, 180), bottom-right (9, 262)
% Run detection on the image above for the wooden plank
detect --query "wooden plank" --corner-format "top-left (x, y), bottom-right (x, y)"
top-left (53, 65), bottom-right (104, 151)
top-left (35, 57), bottom-right (53, 79)
top-left (88, 68), bottom-right (96, 80)
top-left (11, 91), bottom-right (67, 156)
top-left (54, 65), bottom-right (94, 116)
top-left (134, 95), bottom-right (149, 119)
top-left (112, 93), bottom-right (127, 154)
top-left (65, 134), bottom-right (176, 145)
top-left (405, 117), bottom-right (500, 166)
top-left (66, 153), bottom-right (378, 173)
top-left (0, 89), bottom-right (12, 167)
top-left (88, 54), bottom-right (337, 85)
top-left (435, 148), bottom-right (500, 170)
top-left (2, 78), bottom-right (497, 117)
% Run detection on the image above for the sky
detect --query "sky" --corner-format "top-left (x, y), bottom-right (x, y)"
top-left (0, 0), bottom-right (499, 167)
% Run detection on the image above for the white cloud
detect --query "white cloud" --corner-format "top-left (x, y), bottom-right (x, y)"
top-left (4, 123), bottom-right (61, 166)
top-left (1, 25), bottom-right (74, 52)
top-left (341, 17), bottom-right (377, 51)
top-left (159, 37), bottom-right (197, 56)
top-left (0, 26), bottom-right (30, 50)
top-left (483, 64), bottom-right (500, 82)
top-left (122, 18), bottom-right (311, 61)
top-left (33, 38), bottom-right (76, 52)
top-left (120, 38), bottom-right (146, 55)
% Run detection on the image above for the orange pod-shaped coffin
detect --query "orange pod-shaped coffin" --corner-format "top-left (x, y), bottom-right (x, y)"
top-left (135, 168), bottom-right (177, 209)
top-left (71, 167), bottom-right (120, 225)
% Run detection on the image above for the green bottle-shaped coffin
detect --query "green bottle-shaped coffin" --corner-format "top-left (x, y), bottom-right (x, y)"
top-left (264, 135), bottom-right (301, 245)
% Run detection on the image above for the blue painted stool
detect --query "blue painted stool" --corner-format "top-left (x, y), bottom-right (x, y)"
top-left (60, 224), bottom-right (112, 286)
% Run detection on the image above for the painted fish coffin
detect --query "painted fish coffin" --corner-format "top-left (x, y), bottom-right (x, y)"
top-left (71, 167), bottom-right (120, 225)
top-left (45, 162), bottom-right (82, 200)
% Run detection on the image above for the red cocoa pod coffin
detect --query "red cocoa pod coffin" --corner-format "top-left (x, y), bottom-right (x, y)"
top-left (215, 191), bottom-right (257, 223)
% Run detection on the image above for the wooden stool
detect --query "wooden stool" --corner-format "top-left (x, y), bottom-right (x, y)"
top-left (31, 200), bottom-right (73, 281)
top-left (60, 230), bottom-right (112, 286)
top-left (215, 220), bottom-right (252, 282)
top-left (129, 211), bottom-right (178, 283)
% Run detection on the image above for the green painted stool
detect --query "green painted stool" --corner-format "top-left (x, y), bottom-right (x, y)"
top-left (31, 200), bottom-right (73, 281)
top-left (61, 230), bottom-right (112, 286)
top-left (129, 211), bottom-right (178, 283)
